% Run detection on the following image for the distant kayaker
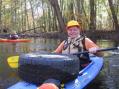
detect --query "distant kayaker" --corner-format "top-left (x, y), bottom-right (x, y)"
top-left (54, 20), bottom-right (103, 68)
top-left (9, 31), bottom-right (19, 40)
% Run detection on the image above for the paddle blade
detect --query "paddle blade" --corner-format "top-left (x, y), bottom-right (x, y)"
top-left (7, 56), bottom-right (19, 68)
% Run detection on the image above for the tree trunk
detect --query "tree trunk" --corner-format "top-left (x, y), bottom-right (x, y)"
top-left (0, 0), bottom-right (2, 32)
top-left (108, 0), bottom-right (119, 31)
top-left (89, 0), bottom-right (96, 30)
top-left (29, 0), bottom-right (36, 33)
top-left (48, 0), bottom-right (65, 33)
top-left (0, 0), bottom-right (2, 24)
top-left (76, 0), bottom-right (82, 16)
top-left (81, 0), bottom-right (89, 29)
top-left (69, 2), bottom-right (74, 20)
top-left (25, 0), bottom-right (30, 31)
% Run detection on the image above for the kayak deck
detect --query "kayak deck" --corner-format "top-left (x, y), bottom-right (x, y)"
top-left (7, 56), bottom-right (103, 89)
top-left (7, 82), bottom-right (37, 89)
top-left (65, 56), bottom-right (103, 89)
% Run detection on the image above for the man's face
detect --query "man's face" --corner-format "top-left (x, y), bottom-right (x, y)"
top-left (67, 27), bottom-right (80, 38)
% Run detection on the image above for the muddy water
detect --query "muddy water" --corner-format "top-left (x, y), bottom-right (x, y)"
top-left (0, 38), bottom-right (118, 89)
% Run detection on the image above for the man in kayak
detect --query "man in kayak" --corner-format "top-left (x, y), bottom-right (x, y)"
top-left (38, 20), bottom-right (103, 89)
top-left (54, 20), bottom-right (103, 68)
top-left (9, 31), bottom-right (19, 40)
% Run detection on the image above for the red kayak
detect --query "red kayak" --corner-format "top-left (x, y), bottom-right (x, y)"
top-left (0, 38), bottom-right (31, 42)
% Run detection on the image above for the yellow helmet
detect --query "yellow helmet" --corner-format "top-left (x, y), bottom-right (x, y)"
top-left (67, 20), bottom-right (80, 28)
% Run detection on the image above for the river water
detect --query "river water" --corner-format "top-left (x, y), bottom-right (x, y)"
top-left (0, 38), bottom-right (119, 89)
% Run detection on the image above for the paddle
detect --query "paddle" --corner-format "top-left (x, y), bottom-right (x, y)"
top-left (7, 47), bottom-right (119, 68)
top-left (73, 47), bottom-right (119, 55)
top-left (7, 56), bottom-right (19, 68)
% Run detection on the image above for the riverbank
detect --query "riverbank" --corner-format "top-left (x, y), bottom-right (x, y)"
top-left (0, 30), bottom-right (119, 40)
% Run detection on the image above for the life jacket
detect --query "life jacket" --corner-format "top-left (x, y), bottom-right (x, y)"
top-left (62, 35), bottom-right (85, 54)
top-left (62, 35), bottom-right (90, 69)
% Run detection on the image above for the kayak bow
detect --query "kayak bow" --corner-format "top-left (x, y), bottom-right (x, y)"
top-left (7, 56), bottom-right (103, 89)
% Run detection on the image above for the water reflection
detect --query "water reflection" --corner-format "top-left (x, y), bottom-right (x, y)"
top-left (0, 38), bottom-right (118, 89)
top-left (97, 40), bottom-right (116, 57)
top-left (29, 38), bottom-right (61, 52)
top-left (0, 43), bottom-right (30, 54)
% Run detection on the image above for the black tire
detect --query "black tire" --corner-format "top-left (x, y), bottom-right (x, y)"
top-left (18, 53), bottom-right (79, 85)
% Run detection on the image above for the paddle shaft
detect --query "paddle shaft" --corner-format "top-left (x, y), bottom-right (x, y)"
top-left (73, 47), bottom-right (119, 55)
top-left (97, 47), bottom-right (119, 52)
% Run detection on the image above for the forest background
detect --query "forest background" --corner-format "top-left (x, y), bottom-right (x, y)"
top-left (0, 0), bottom-right (119, 38)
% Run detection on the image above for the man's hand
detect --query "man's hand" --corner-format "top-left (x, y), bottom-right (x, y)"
top-left (89, 47), bottom-right (99, 54)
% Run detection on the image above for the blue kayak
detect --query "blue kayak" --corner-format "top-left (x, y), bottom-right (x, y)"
top-left (8, 56), bottom-right (103, 89)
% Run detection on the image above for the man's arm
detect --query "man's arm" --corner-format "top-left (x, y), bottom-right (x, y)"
top-left (85, 38), bottom-right (103, 57)
top-left (53, 41), bottom-right (65, 53)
